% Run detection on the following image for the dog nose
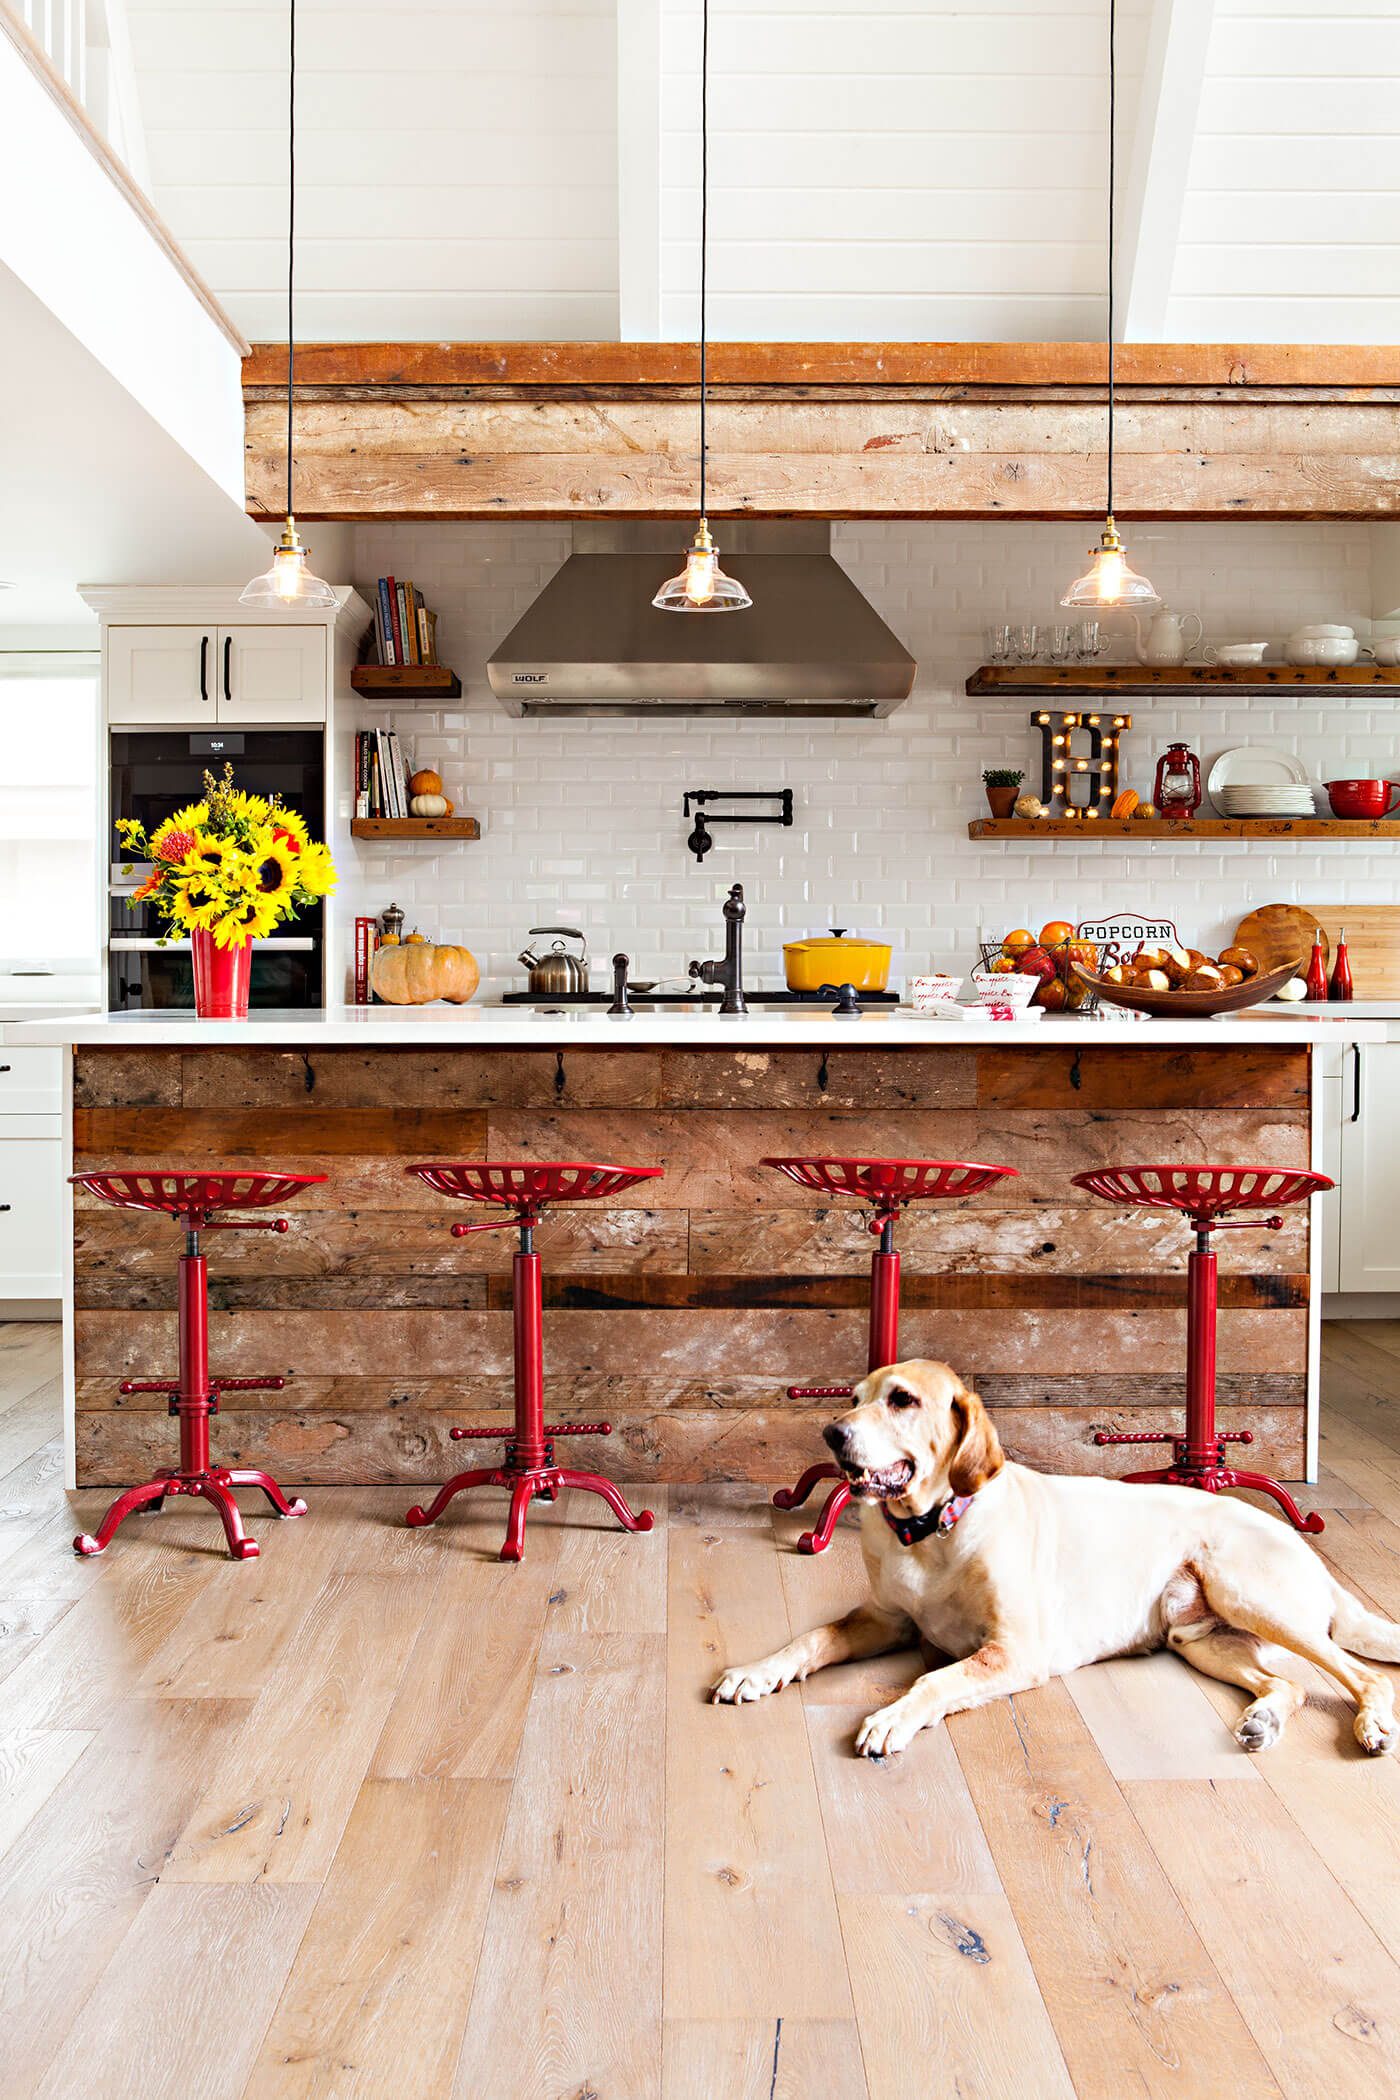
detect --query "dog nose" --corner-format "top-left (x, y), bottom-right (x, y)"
top-left (822, 1422), bottom-right (849, 1459)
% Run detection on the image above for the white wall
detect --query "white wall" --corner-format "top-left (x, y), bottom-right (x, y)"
top-left (659, 0), bottom-right (1148, 341)
top-left (341, 515), bottom-right (1388, 998)
top-left (125, 0), bottom-right (619, 339)
top-left (1168, 0), bottom-right (1400, 342)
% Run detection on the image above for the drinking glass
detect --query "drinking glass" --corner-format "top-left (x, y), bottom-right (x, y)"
top-left (1074, 620), bottom-right (1104, 662)
top-left (984, 623), bottom-right (1012, 664)
top-left (1047, 624), bottom-right (1074, 664)
top-left (1011, 623), bottom-right (1040, 664)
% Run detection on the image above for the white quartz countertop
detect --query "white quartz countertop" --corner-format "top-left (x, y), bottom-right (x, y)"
top-left (17, 1005), bottom-right (1390, 1048)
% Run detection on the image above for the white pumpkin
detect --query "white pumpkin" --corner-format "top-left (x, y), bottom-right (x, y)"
top-left (409, 793), bottom-right (449, 818)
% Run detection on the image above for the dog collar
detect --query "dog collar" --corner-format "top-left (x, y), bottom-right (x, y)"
top-left (881, 1493), bottom-right (972, 1548)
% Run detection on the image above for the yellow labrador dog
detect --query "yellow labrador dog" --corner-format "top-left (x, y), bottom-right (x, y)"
top-left (713, 1359), bottom-right (1400, 1760)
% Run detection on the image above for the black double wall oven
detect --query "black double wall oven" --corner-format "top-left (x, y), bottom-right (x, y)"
top-left (109, 729), bottom-right (325, 1010)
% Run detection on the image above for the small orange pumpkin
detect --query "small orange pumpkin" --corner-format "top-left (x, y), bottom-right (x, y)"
top-left (1110, 789), bottom-right (1140, 820)
top-left (409, 768), bottom-right (443, 796)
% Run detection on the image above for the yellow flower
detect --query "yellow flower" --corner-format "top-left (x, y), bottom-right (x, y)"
top-left (213, 893), bottom-right (279, 947)
top-left (251, 834), bottom-right (299, 900)
top-left (271, 807), bottom-right (310, 853)
top-left (191, 835), bottom-right (234, 877)
top-left (295, 841), bottom-right (337, 897)
top-left (168, 873), bottom-right (224, 931)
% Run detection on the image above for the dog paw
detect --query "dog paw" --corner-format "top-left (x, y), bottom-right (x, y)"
top-left (855, 1701), bottom-right (922, 1759)
top-left (712, 1662), bottom-right (786, 1705)
top-left (1354, 1709), bottom-right (1399, 1757)
top-left (1235, 1704), bottom-right (1282, 1753)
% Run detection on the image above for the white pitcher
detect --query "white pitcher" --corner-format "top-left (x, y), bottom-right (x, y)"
top-left (1131, 606), bottom-right (1203, 667)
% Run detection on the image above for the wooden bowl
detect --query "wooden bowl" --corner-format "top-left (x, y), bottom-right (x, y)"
top-left (1070, 958), bottom-right (1303, 1018)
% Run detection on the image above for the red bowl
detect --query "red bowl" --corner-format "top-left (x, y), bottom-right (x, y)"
top-left (1325, 778), bottom-right (1400, 819)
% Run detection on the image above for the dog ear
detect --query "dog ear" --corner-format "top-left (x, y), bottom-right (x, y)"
top-left (948, 1384), bottom-right (1004, 1497)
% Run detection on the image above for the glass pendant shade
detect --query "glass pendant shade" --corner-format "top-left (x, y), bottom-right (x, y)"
top-left (1061, 520), bottom-right (1160, 611)
top-left (240, 518), bottom-right (338, 609)
top-left (653, 521), bottom-right (751, 612)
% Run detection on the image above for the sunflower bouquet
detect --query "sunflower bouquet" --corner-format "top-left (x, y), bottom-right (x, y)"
top-left (118, 764), bottom-right (336, 948)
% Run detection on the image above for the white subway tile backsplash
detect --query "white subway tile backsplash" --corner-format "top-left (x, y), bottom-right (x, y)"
top-left (345, 517), bottom-right (1397, 994)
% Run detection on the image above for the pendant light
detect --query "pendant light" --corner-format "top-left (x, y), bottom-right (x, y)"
top-left (1061, 0), bottom-right (1160, 612)
top-left (653, 0), bottom-right (750, 612)
top-left (241, 0), bottom-right (336, 610)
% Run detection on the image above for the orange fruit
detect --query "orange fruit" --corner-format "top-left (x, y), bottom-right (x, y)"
top-left (1039, 919), bottom-right (1074, 949)
top-left (1002, 928), bottom-right (1035, 955)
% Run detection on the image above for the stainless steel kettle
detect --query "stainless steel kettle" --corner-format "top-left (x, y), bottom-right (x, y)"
top-left (517, 926), bottom-right (590, 996)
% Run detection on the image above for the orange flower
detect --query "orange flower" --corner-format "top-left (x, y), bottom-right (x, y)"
top-left (132, 869), bottom-right (164, 902)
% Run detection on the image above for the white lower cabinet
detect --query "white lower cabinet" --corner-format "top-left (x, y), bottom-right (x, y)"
top-left (0, 1124), bottom-right (64, 1302)
top-left (1338, 1040), bottom-right (1400, 1292)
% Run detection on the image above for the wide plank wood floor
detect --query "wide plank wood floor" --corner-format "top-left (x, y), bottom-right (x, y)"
top-left (2, 1318), bottom-right (1400, 2098)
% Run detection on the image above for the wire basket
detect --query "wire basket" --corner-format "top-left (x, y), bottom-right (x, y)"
top-left (976, 937), bottom-right (1101, 1013)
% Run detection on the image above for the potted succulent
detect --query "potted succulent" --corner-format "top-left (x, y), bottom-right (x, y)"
top-left (117, 763), bottom-right (336, 1019)
top-left (982, 767), bottom-right (1026, 819)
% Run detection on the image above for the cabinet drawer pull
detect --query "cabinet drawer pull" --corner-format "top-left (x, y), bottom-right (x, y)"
top-left (1352, 1043), bottom-right (1363, 1123)
top-left (0, 1064), bottom-right (10, 1073)
top-left (200, 634), bottom-right (209, 703)
top-left (223, 635), bottom-right (232, 702)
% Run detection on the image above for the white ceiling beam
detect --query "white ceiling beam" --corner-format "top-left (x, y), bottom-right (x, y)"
top-left (1121, 0), bottom-right (1217, 342)
top-left (616, 0), bottom-right (662, 340)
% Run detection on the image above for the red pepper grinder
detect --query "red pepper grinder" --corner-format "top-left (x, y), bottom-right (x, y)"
top-left (1153, 742), bottom-right (1202, 821)
top-left (1329, 926), bottom-right (1354, 1002)
top-left (1304, 928), bottom-right (1329, 1003)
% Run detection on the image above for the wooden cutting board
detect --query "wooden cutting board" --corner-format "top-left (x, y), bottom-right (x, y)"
top-left (1233, 904), bottom-right (1400, 995)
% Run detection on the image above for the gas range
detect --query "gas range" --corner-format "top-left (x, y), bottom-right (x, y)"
top-left (500, 986), bottom-right (900, 1007)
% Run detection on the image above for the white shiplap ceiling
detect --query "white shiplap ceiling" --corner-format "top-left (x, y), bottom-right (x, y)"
top-left (123, 0), bottom-right (1400, 343)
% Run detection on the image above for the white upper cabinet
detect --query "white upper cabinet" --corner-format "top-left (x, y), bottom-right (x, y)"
top-left (106, 624), bottom-right (326, 725)
top-left (219, 627), bottom-right (326, 724)
top-left (107, 626), bottom-right (217, 722)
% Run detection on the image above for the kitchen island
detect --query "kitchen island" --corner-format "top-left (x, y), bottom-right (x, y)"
top-left (23, 1006), bottom-right (1380, 1494)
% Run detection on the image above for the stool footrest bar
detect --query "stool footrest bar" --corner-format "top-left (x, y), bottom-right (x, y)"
top-left (1095, 1430), bottom-right (1174, 1447)
top-left (119, 1379), bottom-right (180, 1394)
top-left (449, 1420), bottom-right (611, 1441)
top-left (214, 1376), bottom-right (287, 1392)
top-left (788, 1384), bottom-right (855, 1401)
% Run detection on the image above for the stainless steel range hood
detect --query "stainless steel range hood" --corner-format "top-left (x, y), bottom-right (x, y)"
top-left (487, 522), bottom-right (916, 717)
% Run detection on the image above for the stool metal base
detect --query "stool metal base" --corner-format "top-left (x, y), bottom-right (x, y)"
top-left (74, 1466), bottom-right (306, 1560)
top-left (771, 1462), bottom-right (852, 1554)
top-left (405, 1462), bottom-right (654, 1563)
top-left (1097, 1435), bottom-right (1325, 1535)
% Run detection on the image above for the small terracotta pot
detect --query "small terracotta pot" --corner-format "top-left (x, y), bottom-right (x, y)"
top-left (191, 929), bottom-right (252, 1019)
top-left (984, 783), bottom-right (1021, 818)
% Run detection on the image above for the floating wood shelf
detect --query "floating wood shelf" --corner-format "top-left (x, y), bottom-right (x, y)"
top-left (966, 664), bottom-right (1400, 697)
top-left (350, 817), bottom-right (481, 840)
top-left (351, 664), bottom-right (462, 699)
top-left (970, 817), bottom-right (1399, 840)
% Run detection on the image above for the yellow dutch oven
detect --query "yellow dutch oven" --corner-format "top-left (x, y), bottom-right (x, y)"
top-left (782, 928), bottom-right (893, 993)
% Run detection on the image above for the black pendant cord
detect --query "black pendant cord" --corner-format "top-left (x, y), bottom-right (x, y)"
top-left (1106, 0), bottom-right (1116, 522)
top-left (698, 0), bottom-right (709, 521)
top-left (285, 0), bottom-right (296, 522)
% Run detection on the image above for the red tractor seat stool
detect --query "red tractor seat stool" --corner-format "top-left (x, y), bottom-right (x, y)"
top-left (765, 1156), bottom-right (1018, 1553)
top-left (403, 1161), bottom-right (663, 1562)
top-left (1071, 1163), bottom-right (1333, 1534)
top-left (70, 1169), bottom-right (326, 1559)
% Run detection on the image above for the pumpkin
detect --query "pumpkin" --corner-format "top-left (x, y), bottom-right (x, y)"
top-left (409, 768), bottom-right (443, 796)
top-left (405, 929), bottom-right (428, 945)
top-left (1110, 789), bottom-right (1139, 820)
top-left (371, 941), bottom-right (479, 1005)
top-left (1012, 792), bottom-right (1043, 818)
top-left (409, 793), bottom-right (449, 817)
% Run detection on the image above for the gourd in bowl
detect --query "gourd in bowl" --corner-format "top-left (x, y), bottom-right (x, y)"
top-left (371, 941), bottom-right (480, 1005)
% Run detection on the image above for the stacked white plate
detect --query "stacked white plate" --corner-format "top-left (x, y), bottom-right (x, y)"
top-left (1208, 748), bottom-right (1315, 818)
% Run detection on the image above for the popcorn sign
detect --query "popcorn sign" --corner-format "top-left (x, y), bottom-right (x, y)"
top-left (1076, 912), bottom-right (1181, 968)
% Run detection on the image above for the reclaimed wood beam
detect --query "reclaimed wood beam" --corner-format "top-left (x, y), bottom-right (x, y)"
top-left (244, 341), bottom-right (1400, 391)
top-left (244, 341), bottom-right (1400, 521)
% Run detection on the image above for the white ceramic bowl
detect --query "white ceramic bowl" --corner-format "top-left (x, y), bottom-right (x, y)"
top-left (908, 973), bottom-right (963, 1010)
top-left (1210, 642), bottom-right (1269, 667)
top-left (1292, 624), bottom-right (1354, 640)
top-left (970, 970), bottom-right (1039, 1010)
top-left (1285, 636), bottom-right (1359, 668)
top-left (1373, 638), bottom-right (1400, 666)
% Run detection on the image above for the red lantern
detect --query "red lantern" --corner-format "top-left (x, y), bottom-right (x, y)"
top-left (1153, 742), bottom-right (1202, 820)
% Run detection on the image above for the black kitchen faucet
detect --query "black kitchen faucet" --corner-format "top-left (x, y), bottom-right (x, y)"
top-left (688, 883), bottom-right (748, 1015)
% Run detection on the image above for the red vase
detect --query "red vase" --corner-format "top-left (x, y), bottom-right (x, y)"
top-left (190, 928), bottom-right (252, 1019)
